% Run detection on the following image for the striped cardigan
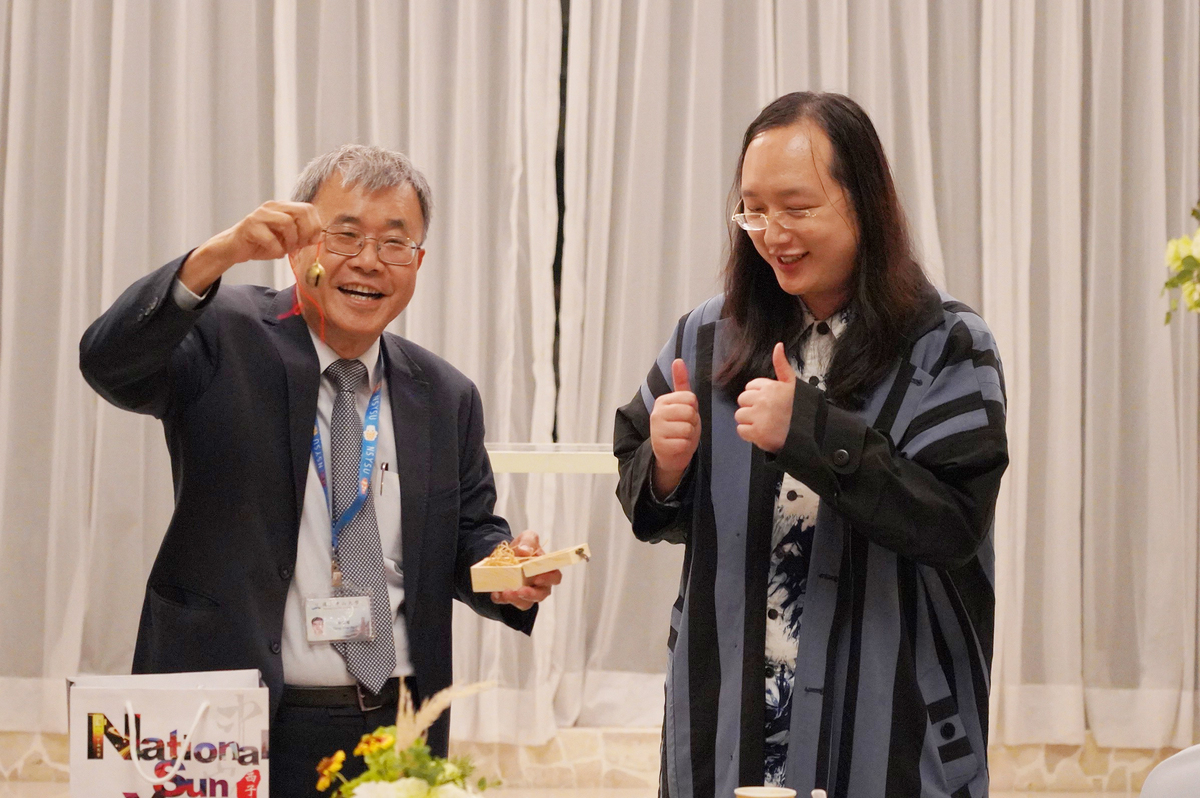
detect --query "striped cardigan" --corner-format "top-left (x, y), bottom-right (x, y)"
top-left (614, 291), bottom-right (1008, 798)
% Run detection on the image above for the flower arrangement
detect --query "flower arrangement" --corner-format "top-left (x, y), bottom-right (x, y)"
top-left (317, 682), bottom-right (498, 797)
top-left (1163, 200), bottom-right (1200, 323)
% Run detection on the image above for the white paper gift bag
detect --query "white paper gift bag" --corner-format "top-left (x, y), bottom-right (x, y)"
top-left (68, 670), bottom-right (269, 798)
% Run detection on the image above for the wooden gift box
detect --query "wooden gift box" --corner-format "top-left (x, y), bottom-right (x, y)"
top-left (470, 544), bottom-right (591, 592)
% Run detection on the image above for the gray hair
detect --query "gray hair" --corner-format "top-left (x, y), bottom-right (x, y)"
top-left (291, 144), bottom-right (433, 238)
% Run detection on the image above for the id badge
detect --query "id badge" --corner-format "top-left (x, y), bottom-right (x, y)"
top-left (305, 594), bottom-right (376, 643)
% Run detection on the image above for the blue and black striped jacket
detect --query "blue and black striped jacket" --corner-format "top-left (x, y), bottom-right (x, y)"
top-left (614, 290), bottom-right (1008, 798)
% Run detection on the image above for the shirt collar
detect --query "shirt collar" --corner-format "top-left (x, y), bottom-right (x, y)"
top-left (308, 330), bottom-right (383, 386)
top-left (797, 299), bottom-right (852, 341)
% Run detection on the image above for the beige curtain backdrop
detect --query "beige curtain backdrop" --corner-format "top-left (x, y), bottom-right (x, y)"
top-left (0, 0), bottom-right (561, 739)
top-left (555, 0), bottom-right (1200, 749)
top-left (0, 0), bottom-right (1197, 751)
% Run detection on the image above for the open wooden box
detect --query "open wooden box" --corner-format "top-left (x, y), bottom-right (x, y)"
top-left (470, 543), bottom-right (591, 592)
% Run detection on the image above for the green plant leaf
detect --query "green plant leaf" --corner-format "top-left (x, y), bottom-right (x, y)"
top-left (322, 724), bottom-right (495, 792)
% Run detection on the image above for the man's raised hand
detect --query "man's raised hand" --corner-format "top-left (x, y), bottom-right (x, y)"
top-left (649, 358), bottom-right (701, 498)
top-left (179, 201), bottom-right (325, 295)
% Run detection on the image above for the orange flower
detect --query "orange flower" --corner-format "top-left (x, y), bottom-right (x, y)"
top-left (353, 730), bottom-right (396, 756)
top-left (315, 749), bottom-right (346, 791)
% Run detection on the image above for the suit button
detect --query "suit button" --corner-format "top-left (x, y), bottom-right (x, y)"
top-left (279, 565), bottom-right (292, 580)
top-left (940, 721), bottom-right (956, 740)
top-left (767, 608), bottom-right (779, 620)
top-left (765, 664), bottom-right (775, 678)
top-left (270, 642), bottom-right (281, 654)
top-left (832, 449), bottom-right (850, 467)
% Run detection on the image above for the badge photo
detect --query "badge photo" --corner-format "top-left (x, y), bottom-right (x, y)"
top-left (305, 594), bottom-right (375, 643)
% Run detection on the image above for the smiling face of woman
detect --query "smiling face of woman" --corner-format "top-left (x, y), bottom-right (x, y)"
top-left (738, 120), bottom-right (859, 320)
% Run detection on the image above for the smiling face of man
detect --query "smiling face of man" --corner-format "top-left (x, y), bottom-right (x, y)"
top-left (292, 176), bottom-right (426, 358)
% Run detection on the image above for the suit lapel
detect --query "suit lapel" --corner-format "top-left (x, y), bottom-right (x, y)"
top-left (381, 335), bottom-right (431, 615)
top-left (263, 287), bottom-right (320, 526)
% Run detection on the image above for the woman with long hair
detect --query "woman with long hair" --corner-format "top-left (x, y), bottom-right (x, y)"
top-left (615, 92), bottom-right (1008, 797)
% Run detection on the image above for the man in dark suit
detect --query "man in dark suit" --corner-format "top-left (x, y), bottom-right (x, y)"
top-left (79, 144), bottom-right (559, 798)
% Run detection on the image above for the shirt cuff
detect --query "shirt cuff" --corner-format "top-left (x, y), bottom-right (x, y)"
top-left (171, 276), bottom-right (209, 310)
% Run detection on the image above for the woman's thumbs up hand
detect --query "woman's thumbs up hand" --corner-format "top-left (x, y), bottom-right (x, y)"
top-left (735, 342), bottom-right (797, 453)
top-left (649, 358), bottom-right (701, 498)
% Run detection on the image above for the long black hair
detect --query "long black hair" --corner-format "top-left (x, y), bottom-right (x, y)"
top-left (716, 92), bottom-right (934, 410)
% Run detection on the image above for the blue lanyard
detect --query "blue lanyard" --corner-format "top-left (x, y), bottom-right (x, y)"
top-left (311, 383), bottom-right (384, 552)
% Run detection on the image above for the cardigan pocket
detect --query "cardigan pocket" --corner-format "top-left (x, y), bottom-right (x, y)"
top-left (916, 573), bottom-right (981, 792)
top-left (925, 694), bottom-right (982, 791)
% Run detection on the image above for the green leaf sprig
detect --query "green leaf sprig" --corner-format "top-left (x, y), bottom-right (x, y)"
top-left (1163, 201), bottom-right (1200, 324)
top-left (316, 681), bottom-right (500, 798)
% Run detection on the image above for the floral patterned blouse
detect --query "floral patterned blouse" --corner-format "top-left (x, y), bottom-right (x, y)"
top-left (764, 304), bottom-right (849, 786)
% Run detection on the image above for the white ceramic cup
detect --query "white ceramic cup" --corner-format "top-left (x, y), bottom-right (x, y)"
top-left (733, 788), bottom-right (797, 798)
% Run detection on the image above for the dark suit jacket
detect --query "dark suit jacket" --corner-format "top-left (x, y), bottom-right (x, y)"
top-left (79, 254), bottom-right (535, 754)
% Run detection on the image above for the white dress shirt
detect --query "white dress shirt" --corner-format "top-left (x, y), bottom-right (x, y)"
top-left (280, 331), bottom-right (414, 685)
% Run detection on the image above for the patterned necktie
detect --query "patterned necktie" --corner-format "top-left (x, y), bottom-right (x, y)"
top-left (325, 358), bottom-right (396, 694)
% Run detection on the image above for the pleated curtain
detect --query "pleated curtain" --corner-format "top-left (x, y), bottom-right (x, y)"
top-left (0, 0), bottom-right (560, 737)
top-left (0, 0), bottom-right (1196, 751)
top-left (554, 0), bottom-right (1200, 749)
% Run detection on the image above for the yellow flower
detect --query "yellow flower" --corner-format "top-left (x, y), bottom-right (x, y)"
top-left (1183, 280), bottom-right (1200, 312)
top-left (1191, 229), bottom-right (1200, 260)
top-left (1167, 235), bottom-right (1189, 272)
top-left (354, 730), bottom-right (396, 756)
top-left (316, 750), bottom-right (346, 792)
